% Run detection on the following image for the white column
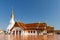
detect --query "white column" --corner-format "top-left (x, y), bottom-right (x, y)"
top-left (8, 30), bottom-right (10, 34)
top-left (11, 31), bottom-right (13, 35)
top-left (18, 31), bottom-right (19, 36)
top-left (15, 30), bottom-right (16, 36)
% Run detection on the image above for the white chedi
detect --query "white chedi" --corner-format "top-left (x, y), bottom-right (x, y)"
top-left (7, 9), bottom-right (15, 33)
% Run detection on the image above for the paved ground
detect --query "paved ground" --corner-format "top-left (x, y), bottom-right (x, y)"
top-left (0, 34), bottom-right (59, 40)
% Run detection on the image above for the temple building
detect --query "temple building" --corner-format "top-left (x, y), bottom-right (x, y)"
top-left (6, 10), bottom-right (54, 35)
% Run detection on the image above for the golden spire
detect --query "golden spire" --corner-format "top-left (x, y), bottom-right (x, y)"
top-left (10, 9), bottom-right (14, 19)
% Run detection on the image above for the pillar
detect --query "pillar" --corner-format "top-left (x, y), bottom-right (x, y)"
top-left (11, 31), bottom-right (13, 35)
top-left (15, 30), bottom-right (16, 36)
top-left (18, 31), bottom-right (19, 36)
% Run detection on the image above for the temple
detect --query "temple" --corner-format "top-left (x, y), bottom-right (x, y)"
top-left (6, 10), bottom-right (54, 35)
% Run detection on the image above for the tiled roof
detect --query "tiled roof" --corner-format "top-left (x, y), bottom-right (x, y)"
top-left (10, 22), bottom-right (26, 31)
top-left (10, 22), bottom-right (54, 31)
top-left (26, 23), bottom-right (47, 27)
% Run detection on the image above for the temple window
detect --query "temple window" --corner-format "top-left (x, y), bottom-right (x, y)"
top-left (31, 31), bottom-right (32, 33)
top-left (28, 31), bottom-right (30, 33)
top-left (33, 31), bottom-right (35, 33)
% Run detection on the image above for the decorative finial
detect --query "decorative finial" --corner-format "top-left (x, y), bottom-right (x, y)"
top-left (10, 9), bottom-right (14, 19)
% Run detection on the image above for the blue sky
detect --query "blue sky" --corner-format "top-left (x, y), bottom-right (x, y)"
top-left (0, 0), bottom-right (60, 30)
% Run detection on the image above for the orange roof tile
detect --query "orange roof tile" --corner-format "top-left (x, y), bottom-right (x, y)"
top-left (10, 22), bottom-right (54, 31)
top-left (26, 23), bottom-right (47, 27)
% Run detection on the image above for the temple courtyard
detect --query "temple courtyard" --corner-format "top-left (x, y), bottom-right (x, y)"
top-left (0, 34), bottom-right (59, 40)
